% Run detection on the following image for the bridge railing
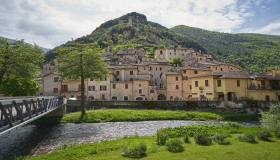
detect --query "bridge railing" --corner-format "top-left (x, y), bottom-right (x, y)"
top-left (0, 96), bottom-right (63, 133)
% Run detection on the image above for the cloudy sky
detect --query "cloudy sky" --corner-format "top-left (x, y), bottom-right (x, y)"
top-left (0, 0), bottom-right (280, 49)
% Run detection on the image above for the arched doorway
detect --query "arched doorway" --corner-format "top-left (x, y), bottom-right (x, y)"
top-left (136, 97), bottom-right (144, 101)
top-left (157, 94), bottom-right (166, 100)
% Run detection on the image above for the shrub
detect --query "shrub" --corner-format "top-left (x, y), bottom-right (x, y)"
top-left (276, 130), bottom-right (280, 138)
top-left (261, 104), bottom-right (280, 132)
top-left (183, 135), bottom-right (190, 143)
top-left (237, 134), bottom-right (257, 143)
top-left (166, 139), bottom-right (184, 153)
top-left (122, 143), bottom-right (147, 158)
top-left (194, 133), bottom-right (212, 145)
top-left (212, 133), bottom-right (230, 145)
top-left (156, 130), bottom-right (170, 145)
top-left (257, 131), bottom-right (272, 141)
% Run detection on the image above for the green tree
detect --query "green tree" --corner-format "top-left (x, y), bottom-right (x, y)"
top-left (261, 104), bottom-right (280, 132)
top-left (56, 43), bottom-right (108, 116)
top-left (169, 57), bottom-right (182, 67)
top-left (0, 38), bottom-right (44, 95)
top-left (1, 77), bottom-right (39, 96)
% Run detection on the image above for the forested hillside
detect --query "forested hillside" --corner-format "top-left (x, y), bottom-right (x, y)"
top-left (171, 25), bottom-right (280, 72)
top-left (46, 12), bottom-right (204, 61)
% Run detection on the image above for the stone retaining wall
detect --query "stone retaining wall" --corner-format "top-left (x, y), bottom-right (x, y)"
top-left (66, 100), bottom-right (279, 113)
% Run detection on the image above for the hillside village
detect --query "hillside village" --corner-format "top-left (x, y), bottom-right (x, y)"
top-left (41, 47), bottom-right (280, 102)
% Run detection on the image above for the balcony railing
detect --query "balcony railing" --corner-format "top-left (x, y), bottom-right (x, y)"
top-left (248, 85), bottom-right (280, 90)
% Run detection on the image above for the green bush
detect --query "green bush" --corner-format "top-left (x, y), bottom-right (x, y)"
top-left (237, 134), bottom-right (257, 143)
top-left (275, 129), bottom-right (280, 138)
top-left (122, 143), bottom-right (147, 158)
top-left (166, 139), bottom-right (184, 153)
top-left (183, 135), bottom-right (190, 143)
top-left (194, 133), bottom-right (212, 145)
top-left (212, 133), bottom-right (230, 145)
top-left (261, 104), bottom-right (280, 132)
top-left (156, 130), bottom-right (170, 145)
top-left (257, 131), bottom-right (272, 141)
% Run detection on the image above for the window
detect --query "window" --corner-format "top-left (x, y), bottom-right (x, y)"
top-left (130, 70), bottom-right (133, 75)
top-left (176, 77), bottom-right (179, 81)
top-left (124, 96), bottom-right (128, 100)
top-left (237, 80), bottom-right (240, 87)
top-left (160, 67), bottom-right (162, 71)
top-left (54, 77), bottom-right (59, 82)
top-left (139, 89), bottom-right (142, 94)
top-left (220, 68), bottom-right (223, 71)
top-left (88, 86), bottom-right (92, 91)
top-left (112, 84), bottom-right (116, 89)
top-left (190, 85), bottom-right (192, 90)
top-left (53, 88), bottom-right (58, 93)
top-left (100, 85), bottom-right (107, 91)
top-left (150, 67), bottom-right (152, 71)
top-left (92, 86), bottom-right (95, 91)
top-left (125, 84), bottom-right (128, 89)
top-left (62, 85), bottom-right (68, 92)
top-left (183, 70), bottom-right (186, 74)
top-left (112, 96), bottom-right (117, 100)
top-left (195, 81), bottom-right (198, 87)
top-left (116, 71), bottom-right (120, 75)
top-left (205, 80), bottom-right (209, 87)
top-left (160, 50), bottom-right (163, 55)
top-left (139, 84), bottom-right (141, 87)
top-left (261, 80), bottom-right (265, 87)
top-left (102, 94), bottom-right (105, 100)
top-left (150, 90), bottom-right (154, 93)
top-left (217, 80), bottom-right (222, 87)
top-left (130, 78), bottom-right (133, 81)
top-left (176, 85), bottom-right (179, 89)
top-left (194, 70), bottom-right (198, 74)
top-left (265, 95), bottom-right (270, 101)
top-left (215, 67), bottom-right (218, 70)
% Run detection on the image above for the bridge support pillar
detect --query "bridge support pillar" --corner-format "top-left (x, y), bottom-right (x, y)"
top-left (45, 104), bottom-right (66, 118)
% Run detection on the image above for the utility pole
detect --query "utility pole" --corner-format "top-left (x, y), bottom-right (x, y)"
top-left (79, 53), bottom-right (86, 116)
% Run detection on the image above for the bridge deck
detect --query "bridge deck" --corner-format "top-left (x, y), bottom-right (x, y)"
top-left (0, 96), bottom-right (64, 136)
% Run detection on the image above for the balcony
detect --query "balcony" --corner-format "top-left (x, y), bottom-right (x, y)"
top-left (248, 84), bottom-right (280, 90)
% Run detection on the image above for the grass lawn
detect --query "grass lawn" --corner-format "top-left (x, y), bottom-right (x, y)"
top-left (62, 109), bottom-right (260, 123)
top-left (21, 135), bottom-right (280, 160)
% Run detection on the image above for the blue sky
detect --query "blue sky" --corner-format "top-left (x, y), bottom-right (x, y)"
top-left (0, 0), bottom-right (279, 48)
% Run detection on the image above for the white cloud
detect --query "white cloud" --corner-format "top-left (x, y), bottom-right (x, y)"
top-left (248, 21), bottom-right (280, 35)
top-left (0, 0), bottom-right (266, 48)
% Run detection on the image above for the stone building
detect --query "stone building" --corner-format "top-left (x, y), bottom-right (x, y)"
top-left (41, 47), bottom-right (280, 102)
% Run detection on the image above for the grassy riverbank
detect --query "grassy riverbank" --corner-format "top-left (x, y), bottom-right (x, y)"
top-left (21, 124), bottom-right (280, 160)
top-left (62, 109), bottom-right (260, 123)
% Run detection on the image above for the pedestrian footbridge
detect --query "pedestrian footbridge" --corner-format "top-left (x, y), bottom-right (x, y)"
top-left (0, 96), bottom-right (64, 136)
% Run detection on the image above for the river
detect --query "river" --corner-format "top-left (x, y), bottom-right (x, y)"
top-left (0, 120), bottom-right (222, 159)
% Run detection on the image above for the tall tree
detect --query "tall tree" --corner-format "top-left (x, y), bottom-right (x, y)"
top-left (56, 43), bottom-right (108, 116)
top-left (0, 38), bottom-right (44, 95)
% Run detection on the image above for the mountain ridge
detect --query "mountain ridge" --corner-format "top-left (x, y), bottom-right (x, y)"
top-left (171, 25), bottom-right (280, 72)
top-left (0, 36), bottom-right (50, 53)
top-left (47, 12), bottom-right (280, 72)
